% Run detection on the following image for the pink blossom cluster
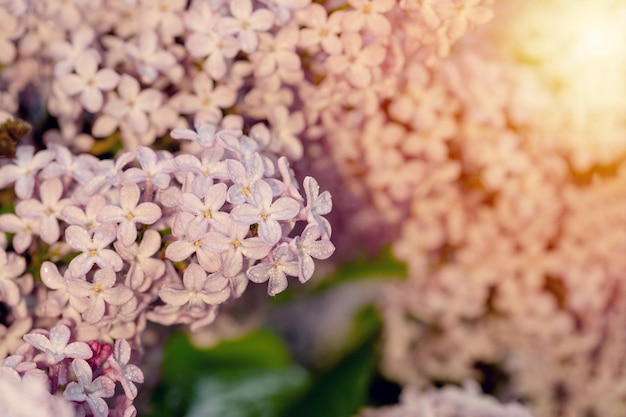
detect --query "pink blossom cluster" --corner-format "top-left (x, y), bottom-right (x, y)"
top-left (0, 125), bottom-right (334, 415)
top-left (358, 383), bottom-right (534, 417)
top-left (278, 1), bottom-right (625, 416)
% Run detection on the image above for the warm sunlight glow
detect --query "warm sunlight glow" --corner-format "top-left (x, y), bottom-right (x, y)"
top-left (490, 0), bottom-right (626, 167)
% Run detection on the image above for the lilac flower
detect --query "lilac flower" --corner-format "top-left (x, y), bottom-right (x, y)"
top-left (343, 0), bottom-right (395, 37)
top-left (0, 145), bottom-right (55, 199)
top-left (65, 224), bottom-right (123, 277)
top-left (114, 229), bottom-right (165, 291)
top-left (48, 26), bottom-right (96, 76)
top-left (56, 51), bottom-right (120, 113)
top-left (92, 74), bottom-right (163, 137)
top-left (231, 180), bottom-right (300, 244)
top-left (67, 268), bottom-right (134, 323)
top-left (106, 339), bottom-right (144, 400)
top-left (183, 2), bottom-right (240, 79)
top-left (81, 150), bottom-right (136, 196)
top-left (251, 25), bottom-right (301, 80)
top-left (178, 182), bottom-right (230, 233)
top-left (326, 32), bottom-right (386, 88)
top-left (15, 178), bottom-right (72, 244)
top-left (247, 244), bottom-right (299, 295)
top-left (202, 220), bottom-right (271, 277)
top-left (97, 184), bottom-right (162, 247)
top-left (226, 153), bottom-right (266, 204)
top-left (216, 0), bottom-right (275, 53)
top-left (60, 195), bottom-right (106, 232)
top-left (0, 318), bottom-right (33, 360)
top-left (158, 263), bottom-right (231, 310)
top-left (175, 73), bottom-right (238, 125)
top-left (267, 104), bottom-right (305, 160)
top-left (23, 324), bottom-right (92, 365)
top-left (165, 221), bottom-right (221, 273)
top-left (38, 261), bottom-right (74, 317)
top-left (292, 223), bottom-right (335, 283)
top-left (303, 176), bottom-right (333, 238)
top-left (122, 146), bottom-right (176, 190)
top-left (297, 4), bottom-right (343, 54)
top-left (125, 30), bottom-right (182, 85)
top-left (0, 247), bottom-right (26, 307)
top-left (174, 146), bottom-right (229, 192)
top-left (64, 358), bottom-right (115, 417)
top-left (0, 214), bottom-right (38, 254)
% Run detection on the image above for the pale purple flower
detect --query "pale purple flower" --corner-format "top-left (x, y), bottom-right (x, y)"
top-left (216, 0), bottom-right (275, 53)
top-left (81, 150), bottom-right (136, 196)
top-left (106, 339), bottom-right (144, 400)
top-left (202, 220), bottom-right (271, 277)
top-left (97, 184), bottom-right (162, 247)
top-left (174, 146), bottom-right (229, 192)
top-left (0, 247), bottom-right (25, 306)
top-left (0, 214), bottom-right (38, 254)
top-left (303, 176), bottom-right (332, 238)
top-left (56, 51), bottom-right (120, 113)
top-left (0, 9), bottom-right (18, 65)
top-left (297, 4), bottom-right (343, 54)
top-left (48, 26), bottom-right (97, 76)
top-left (60, 195), bottom-right (107, 232)
top-left (138, 0), bottom-right (186, 42)
top-left (231, 180), bottom-right (300, 244)
top-left (65, 224), bottom-right (123, 277)
top-left (114, 229), bottom-right (165, 291)
top-left (64, 358), bottom-right (115, 417)
top-left (267, 104), bottom-right (305, 160)
top-left (343, 0), bottom-right (395, 37)
top-left (125, 30), bottom-right (182, 85)
top-left (0, 145), bottom-right (55, 199)
top-left (226, 153), bottom-right (266, 204)
top-left (292, 223), bottom-right (335, 283)
top-left (158, 263), bottom-right (231, 309)
top-left (67, 268), bottom-right (134, 324)
top-left (326, 33), bottom-right (386, 88)
top-left (247, 243), bottom-right (299, 295)
top-left (251, 25), bottom-right (301, 80)
top-left (178, 182), bottom-right (230, 233)
top-left (175, 72), bottom-right (238, 125)
top-left (23, 324), bottom-right (92, 365)
top-left (122, 146), bottom-right (176, 190)
top-left (165, 223), bottom-right (221, 273)
top-left (0, 318), bottom-right (33, 360)
top-left (38, 261), bottom-right (73, 317)
top-left (92, 74), bottom-right (163, 136)
top-left (186, 31), bottom-right (239, 81)
top-left (15, 178), bottom-right (72, 244)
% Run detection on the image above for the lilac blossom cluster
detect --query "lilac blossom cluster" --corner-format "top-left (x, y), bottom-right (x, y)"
top-left (0, 126), bottom-right (334, 415)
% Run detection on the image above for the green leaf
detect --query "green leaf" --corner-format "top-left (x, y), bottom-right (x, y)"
top-left (144, 329), bottom-right (310, 417)
top-left (280, 334), bottom-right (378, 417)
